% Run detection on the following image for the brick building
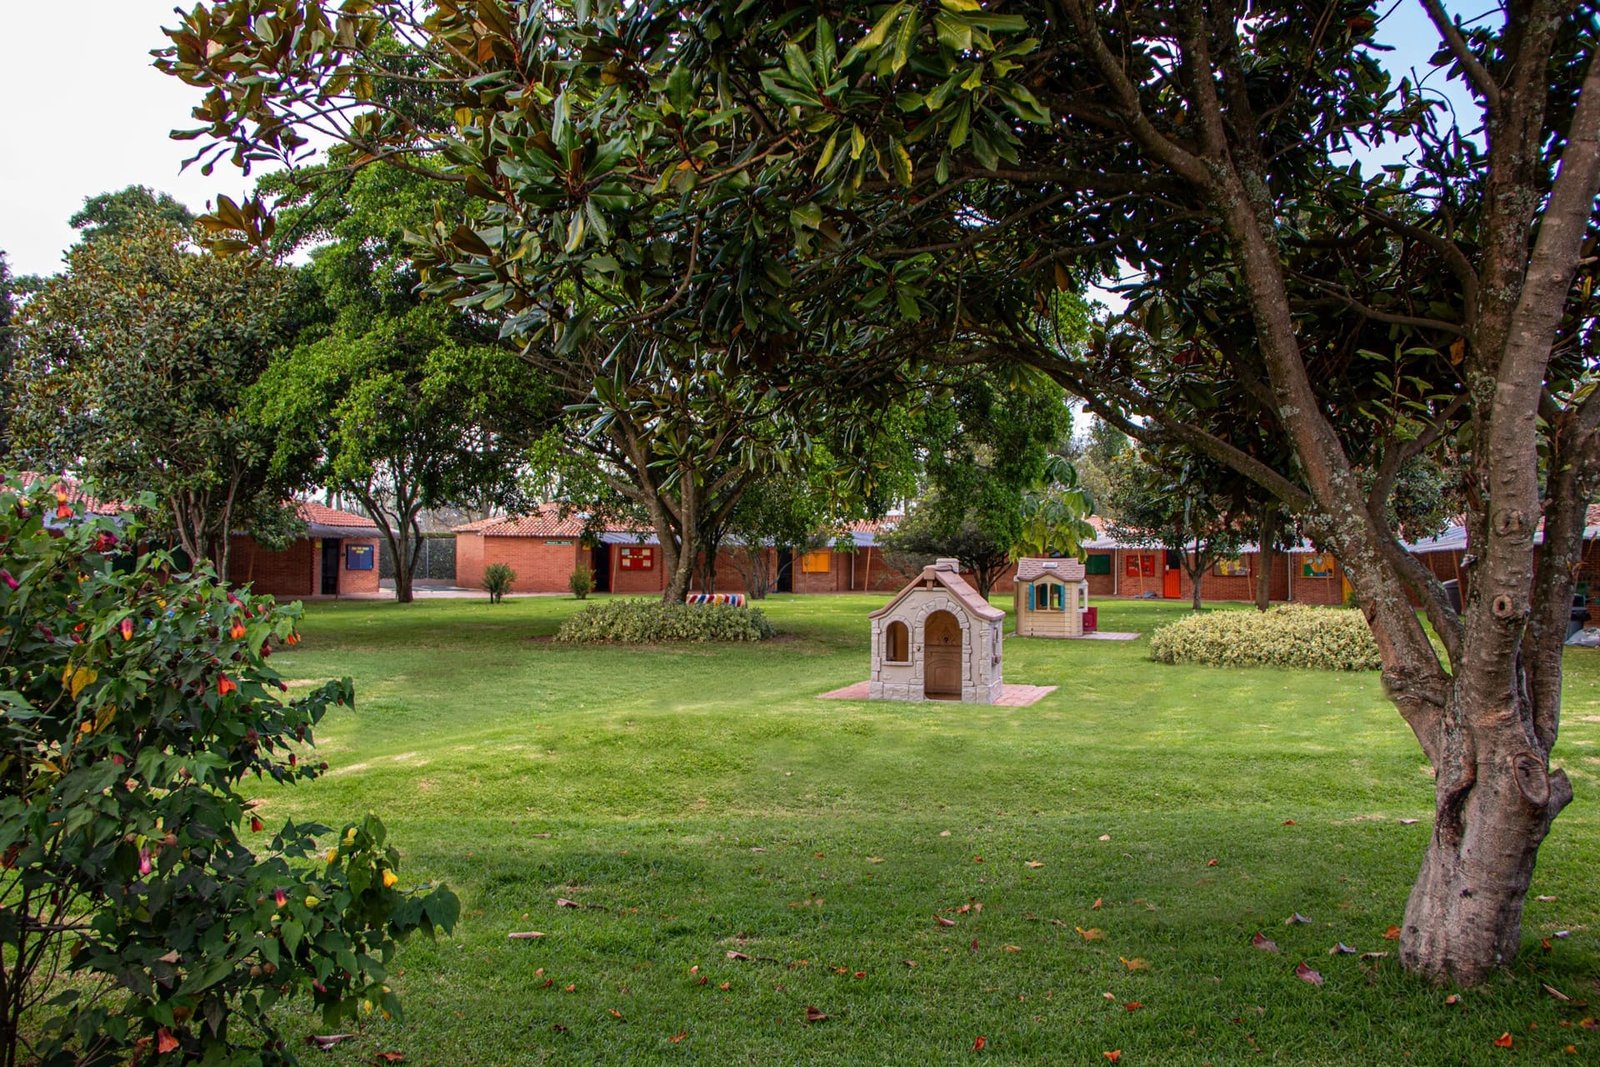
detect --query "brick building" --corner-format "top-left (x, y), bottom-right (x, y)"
top-left (228, 502), bottom-right (382, 599)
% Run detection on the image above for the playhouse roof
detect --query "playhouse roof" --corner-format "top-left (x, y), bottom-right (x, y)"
top-left (869, 560), bottom-right (1005, 622)
top-left (1016, 557), bottom-right (1087, 582)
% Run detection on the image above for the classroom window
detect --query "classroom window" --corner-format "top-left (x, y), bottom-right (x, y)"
top-left (801, 549), bottom-right (832, 573)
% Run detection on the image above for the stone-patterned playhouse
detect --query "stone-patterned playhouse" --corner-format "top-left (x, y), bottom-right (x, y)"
top-left (1013, 557), bottom-right (1090, 638)
top-left (868, 558), bottom-right (1005, 703)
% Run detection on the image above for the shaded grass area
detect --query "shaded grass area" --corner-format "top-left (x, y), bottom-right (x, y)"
top-left (257, 596), bottom-right (1600, 1064)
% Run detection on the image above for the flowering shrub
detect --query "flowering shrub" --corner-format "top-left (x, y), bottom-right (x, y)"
top-left (0, 476), bottom-right (457, 1065)
top-left (555, 598), bottom-right (775, 643)
top-left (1149, 604), bottom-right (1382, 671)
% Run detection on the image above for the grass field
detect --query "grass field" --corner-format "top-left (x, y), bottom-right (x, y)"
top-left (257, 594), bottom-right (1600, 1065)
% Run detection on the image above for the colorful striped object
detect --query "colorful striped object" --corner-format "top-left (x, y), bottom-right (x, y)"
top-left (685, 593), bottom-right (746, 607)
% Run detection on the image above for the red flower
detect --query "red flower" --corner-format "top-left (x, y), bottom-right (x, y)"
top-left (250, 816), bottom-right (263, 833)
top-left (0, 569), bottom-right (16, 592)
top-left (139, 848), bottom-right (152, 875)
top-left (229, 621), bottom-right (247, 640)
top-left (92, 531), bottom-right (118, 553)
top-left (285, 632), bottom-right (301, 646)
top-left (218, 676), bottom-right (238, 696)
top-left (120, 618), bottom-right (134, 641)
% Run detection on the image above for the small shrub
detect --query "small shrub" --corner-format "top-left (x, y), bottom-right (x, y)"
top-left (483, 562), bottom-right (517, 603)
top-left (555, 598), bottom-right (775, 643)
top-left (1149, 604), bottom-right (1381, 671)
top-left (568, 565), bottom-right (594, 600)
top-left (0, 476), bottom-right (458, 1064)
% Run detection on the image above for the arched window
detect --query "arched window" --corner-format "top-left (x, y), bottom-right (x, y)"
top-left (885, 620), bottom-right (909, 662)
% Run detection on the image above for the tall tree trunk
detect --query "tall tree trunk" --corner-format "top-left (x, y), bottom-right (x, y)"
top-left (1255, 511), bottom-right (1276, 611)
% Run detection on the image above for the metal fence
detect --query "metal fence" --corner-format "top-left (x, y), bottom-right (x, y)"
top-left (378, 533), bottom-right (457, 582)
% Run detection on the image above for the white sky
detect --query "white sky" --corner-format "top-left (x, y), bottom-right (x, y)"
top-left (0, 1), bottom-right (1475, 280)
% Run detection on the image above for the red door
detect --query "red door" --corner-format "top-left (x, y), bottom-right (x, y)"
top-left (1163, 551), bottom-right (1182, 598)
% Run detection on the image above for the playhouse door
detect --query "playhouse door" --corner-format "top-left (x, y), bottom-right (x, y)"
top-left (924, 611), bottom-right (962, 700)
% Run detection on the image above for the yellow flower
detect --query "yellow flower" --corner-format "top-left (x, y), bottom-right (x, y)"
top-left (382, 870), bottom-right (399, 889)
top-left (325, 848), bottom-right (337, 864)
top-left (304, 894), bottom-right (319, 908)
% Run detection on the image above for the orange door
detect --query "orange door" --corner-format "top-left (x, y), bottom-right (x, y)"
top-left (924, 611), bottom-right (962, 700)
top-left (1163, 554), bottom-right (1182, 598)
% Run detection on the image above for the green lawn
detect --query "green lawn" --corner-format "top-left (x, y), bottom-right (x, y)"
top-left (258, 595), bottom-right (1600, 1065)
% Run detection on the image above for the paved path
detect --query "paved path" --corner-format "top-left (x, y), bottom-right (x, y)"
top-left (819, 681), bottom-right (1057, 706)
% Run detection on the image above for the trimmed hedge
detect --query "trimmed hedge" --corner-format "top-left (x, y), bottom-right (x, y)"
top-left (555, 598), bottom-right (775, 644)
top-left (1149, 604), bottom-right (1381, 671)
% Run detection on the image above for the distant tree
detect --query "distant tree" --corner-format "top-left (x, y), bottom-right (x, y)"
top-left (10, 220), bottom-right (302, 573)
top-left (0, 253), bottom-right (16, 456)
top-left (1105, 448), bottom-right (1244, 611)
top-left (1069, 418), bottom-right (1130, 523)
top-left (1013, 455), bottom-right (1097, 561)
top-left (69, 185), bottom-right (193, 244)
top-left (881, 497), bottom-right (1016, 600)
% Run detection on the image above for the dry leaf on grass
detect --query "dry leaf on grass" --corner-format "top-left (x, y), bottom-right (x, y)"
top-left (1493, 1033), bottom-right (1514, 1049)
top-left (1076, 927), bottom-right (1105, 941)
top-left (1104, 1052), bottom-right (1122, 1063)
top-left (1119, 957), bottom-right (1149, 971)
top-left (1285, 913), bottom-right (1312, 925)
top-left (1295, 961), bottom-right (1324, 986)
top-left (670, 1032), bottom-right (687, 1044)
top-left (374, 1055), bottom-right (405, 1065)
top-left (936, 915), bottom-right (957, 927)
top-left (608, 1009), bottom-right (623, 1020)
top-left (1445, 994), bottom-right (1460, 1006)
top-left (556, 898), bottom-right (582, 909)
top-left (804, 1006), bottom-right (829, 1023)
top-left (1026, 860), bottom-right (1045, 869)
top-left (973, 1036), bottom-right (988, 1051)
top-left (1537, 894), bottom-right (1558, 902)
top-left (1545, 984), bottom-right (1572, 1002)
top-left (1098, 834), bottom-right (1112, 842)
top-left (1383, 925), bottom-right (1401, 940)
top-left (726, 951), bottom-right (752, 961)
top-left (1251, 932), bottom-right (1280, 953)
top-left (306, 1034), bottom-right (357, 1050)
top-left (1124, 1001), bottom-right (1143, 1012)
top-left (1003, 945), bottom-right (1021, 953)
top-left (1328, 943), bottom-right (1357, 955)
top-left (1092, 898), bottom-right (1103, 910)
top-left (508, 931), bottom-right (545, 940)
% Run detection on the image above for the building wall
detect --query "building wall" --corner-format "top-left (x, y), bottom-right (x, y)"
top-left (337, 538), bottom-right (382, 595)
top-left (611, 544), bottom-right (667, 594)
top-left (477, 536), bottom-right (586, 593)
top-left (229, 536), bottom-right (313, 597)
top-left (456, 533), bottom-right (487, 591)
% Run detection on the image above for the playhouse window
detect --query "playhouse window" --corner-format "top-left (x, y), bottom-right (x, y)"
top-left (885, 621), bottom-right (909, 662)
top-left (1049, 583), bottom-right (1066, 611)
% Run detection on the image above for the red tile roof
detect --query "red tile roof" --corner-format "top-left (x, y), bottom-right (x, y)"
top-left (452, 502), bottom-right (588, 538)
top-left (296, 501), bottom-right (380, 529)
top-left (17, 472), bottom-right (127, 515)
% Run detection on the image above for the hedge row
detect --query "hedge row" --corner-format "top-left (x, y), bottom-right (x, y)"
top-left (555, 599), bottom-right (775, 644)
top-left (1149, 604), bottom-right (1381, 671)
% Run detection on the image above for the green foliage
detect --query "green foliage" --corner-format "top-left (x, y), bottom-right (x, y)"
top-left (9, 218), bottom-right (303, 571)
top-left (0, 253), bottom-right (15, 457)
top-left (69, 185), bottom-right (194, 245)
top-left (555, 599), bottom-right (774, 644)
top-left (483, 562), bottom-right (517, 604)
top-left (0, 476), bottom-right (457, 1065)
top-left (1013, 454), bottom-right (1097, 561)
top-left (567, 565), bottom-right (594, 600)
top-left (1149, 605), bottom-right (1381, 672)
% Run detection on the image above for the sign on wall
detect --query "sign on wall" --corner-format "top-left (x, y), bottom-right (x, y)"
top-left (1302, 553), bottom-right (1336, 579)
top-left (619, 546), bottom-right (655, 570)
top-left (345, 543), bottom-right (375, 571)
top-left (1215, 557), bottom-right (1249, 577)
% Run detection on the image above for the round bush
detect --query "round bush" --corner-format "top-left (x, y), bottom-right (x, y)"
top-left (1149, 604), bottom-right (1381, 671)
top-left (555, 598), bottom-right (775, 643)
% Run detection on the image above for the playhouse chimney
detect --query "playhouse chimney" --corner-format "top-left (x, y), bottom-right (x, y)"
top-left (934, 558), bottom-right (960, 572)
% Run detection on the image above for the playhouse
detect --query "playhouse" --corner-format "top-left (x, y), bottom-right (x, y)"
top-left (868, 558), bottom-right (1005, 703)
top-left (1013, 557), bottom-right (1091, 638)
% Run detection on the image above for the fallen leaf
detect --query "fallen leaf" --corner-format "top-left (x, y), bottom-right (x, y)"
top-left (1251, 932), bottom-right (1280, 953)
top-left (1092, 897), bottom-right (1104, 910)
top-left (1124, 1001), bottom-right (1143, 1012)
top-left (508, 931), bottom-right (545, 940)
top-left (556, 898), bottom-right (582, 908)
top-left (1285, 913), bottom-right (1312, 925)
top-left (1580, 1018), bottom-right (1598, 1031)
top-left (1545, 984), bottom-right (1572, 1002)
top-left (1003, 945), bottom-right (1021, 953)
top-left (1207, 859), bottom-right (1219, 867)
top-left (551, 1024), bottom-right (568, 1034)
top-left (1493, 1032), bottom-right (1514, 1049)
top-left (1566, 1045), bottom-right (1578, 1054)
top-left (1098, 834), bottom-right (1111, 842)
top-left (1542, 938), bottom-right (1554, 951)
top-left (940, 830), bottom-right (952, 837)
top-left (751, 847), bottom-right (766, 853)
top-left (1026, 860), bottom-right (1045, 869)
top-left (374, 1055), bottom-right (405, 1065)
top-left (1383, 925), bottom-right (1401, 940)
top-left (670, 1032), bottom-right (687, 1044)
top-left (1359, 951), bottom-right (1389, 961)
top-left (564, 984), bottom-right (576, 993)
top-left (936, 915), bottom-right (957, 927)
top-left (1328, 943), bottom-right (1357, 955)
top-left (973, 856), bottom-right (984, 864)
top-left (718, 982), bottom-right (730, 991)
top-left (1119, 956), bottom-right (1149, 971)
top-left (1076, 927), bottom-right (1105, 942)
top-left (868, 856), bottom-right (884, 864)
top-left (1283, 819), bottom-right (1297, 825)
top-left (1555, 930), bottom-right (1571, 938)
top-left (1399, 818), bottom-right (1420, 825)
top-left (832, 967), bottom-right (850, 975)
top-left (853, 971), bottom-right (866, 979)
top-left (689, 965), bottom-right (698, 975)
top-left (805, 1006), bottom-right (829, 1023)
top-left (902, 959), bottom-right (917, 968)
top-left (306, 1034), bottom-right (357, 1050)
top-left (1445, 994), bottom-right (1460, 1005)
top-left (726, 951), bottom-right (752, 961)
top-left (1103, 991), bottom-right (1116, 1001)
top-left (970, 938), bottom-right (980, 952)
top-left (609, 1009), bottom-right (623, 1019)
top-left (1295, 961), bottom-right (1324, 986)
top-left (955, 904), bottom-right (972, 914)
top-left (1104, 1052), bottom-right (1122, 1063)
top-left (973, 1036), bottom-right (988, 1051)
top-left (1537, 895), bottom-right (1558, 902)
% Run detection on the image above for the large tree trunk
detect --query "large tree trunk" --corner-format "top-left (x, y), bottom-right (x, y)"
top-left (1255, 511), bottom-right (1276, 611)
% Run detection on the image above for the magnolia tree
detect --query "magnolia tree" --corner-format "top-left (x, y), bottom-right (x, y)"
top-left (0, 477), bottom-right (457, 1064)
top-left (159, 0), bottom-right (1600, 984)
